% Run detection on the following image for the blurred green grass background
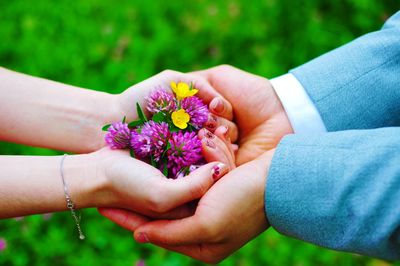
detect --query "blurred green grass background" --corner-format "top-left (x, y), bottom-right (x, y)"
top-left (0, 0), bottom-right (399, 265)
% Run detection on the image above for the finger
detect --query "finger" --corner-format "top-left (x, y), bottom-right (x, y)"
top-left (199, 129), bottom-right (235, 170)
top-left (231, 144), bottom-right (239, 153)
top-left (184, 74), bottom-right (233, 120)
top-left (145, 203), bottom-right (196, 220)
top-left (161, 162), bottom-right (228, 210)
top-left (161, 70), bottom-right (233, 115)
top-left (213, 126), bottom-right (236, 167)
top-left (156, 244), bottom-right (203, 261)
top-left (205, 114), bottom-right (238, 142)
top-left (209, 97), bottom-right (233, 120)
top-left (134, 216), bottom-right (210, 246)
top-left (157, 243), bottom-right (229, 264)
top-left (200, 137), bottom-right (231, 169)
top-left (98, 208), bottom-right (149, 231)
top-left (214, 126), bottom-right (231, 148)
top-left (98, 203), bottom-right (195, 223)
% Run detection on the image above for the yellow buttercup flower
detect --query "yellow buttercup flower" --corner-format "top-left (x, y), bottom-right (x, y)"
top-left (171, 109), bottom-right (190, 129)
top-left (170, 81), bottom-right (198, 100)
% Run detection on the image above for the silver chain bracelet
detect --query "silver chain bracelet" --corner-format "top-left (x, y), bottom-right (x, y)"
top-left (60, 154), bottom-right (85, 240)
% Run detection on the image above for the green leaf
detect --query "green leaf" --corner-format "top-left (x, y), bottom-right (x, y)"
top-left (128, 119), bottom-right (144, 128)
top-left (162, 164), bottom-right (168, 177)
top-left (102, 124), bottom-right (111, 131)
top-left (136, 102), bottom-right (147, 122)
top-left (161, 142), bottom-right (171, 158)
top-left (165, 142), bottom-right (171, 151)
top-left (122, 116), bottom-right (126, 123)
top-left (169, 124), bottom-right (180, 132)
top-left (187, 124), bottom-right (196, 132)
top-left (150, 156), bottom-right (157, 168)
top-left (152, 112), bottom-right (166, 123)
top-left (130, 149), bottom-right (136, 158)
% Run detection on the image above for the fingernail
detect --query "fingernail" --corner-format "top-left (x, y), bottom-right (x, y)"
top-left (209, 114), bottom-right (218, 123)
top-left (206, 139), bottom-right (216, 149)
top-left (206, 123), bottom-right (216, 130)
top-left (137, 232), bottom-right (149, 243)
top-left (204, 129), bottom-right (215, 139)
top-left (206, 114), bottom-right (217, 130)
top-left (212, 163), bottom-right (228, 180)
top-left (210, 98), bottom-right (224, 113)
top-left (221, 126), bottom-right (229, 138)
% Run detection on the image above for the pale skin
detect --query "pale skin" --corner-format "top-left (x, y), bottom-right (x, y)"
top-left (100, 65), bottom-right (294, 263)
top-left (0, 67), bottom-right (237, 153)
top-left (0, 67), bottom-right (236, 219)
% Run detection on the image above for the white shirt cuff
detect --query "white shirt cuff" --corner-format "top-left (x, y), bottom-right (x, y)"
top-left (270, 73), bottom-right (327, 134)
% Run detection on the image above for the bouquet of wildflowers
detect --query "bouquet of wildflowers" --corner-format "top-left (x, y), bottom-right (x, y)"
top-left (103, 82), bottom-right (210, 179)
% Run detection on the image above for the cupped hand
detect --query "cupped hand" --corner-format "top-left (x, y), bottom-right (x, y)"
top-left (100, 150), bottom-right (274, 264)
top-left (193, 65), bottom-right (293, 165)
top-left (90, 147), bottom-right (229, 219)
top-left (108, 70), bottom-right (238, 142)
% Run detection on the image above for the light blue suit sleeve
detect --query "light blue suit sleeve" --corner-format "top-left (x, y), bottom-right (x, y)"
top-left (266, 128), bottom-right (400, 260)
top-left (266, 12), bottom-right (400, 260)
top-left (290, 11), bottom-right (400, 131)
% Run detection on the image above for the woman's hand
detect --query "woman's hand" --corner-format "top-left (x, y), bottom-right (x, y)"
top-left (0, 68), bottom-right (237, 154)
top-left (95, 123), bottom-right (237, 218)
top-left (89, 147), bottom-right (228, 219)
top-left (110, 70), bottom-right (238, 142)
top-left (0, 124), bottom-right (235, 220)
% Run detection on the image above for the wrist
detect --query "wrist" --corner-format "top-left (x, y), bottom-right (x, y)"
top-left (62, 153), bottom-right (109, 209)
top-left (258, 149), bottom-right (275, 170)
top-left (269, 81), bottom-right (294, 135)
top-left (84, 92), bottom-right (121, 152)
top-left (257, 149), bottom-right (275, 226)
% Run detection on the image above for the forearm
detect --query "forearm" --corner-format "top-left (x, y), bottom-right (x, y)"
top-left (0, 154), bottom-right (105, 218)
top-left (0, 67), bottom-right (119, 153)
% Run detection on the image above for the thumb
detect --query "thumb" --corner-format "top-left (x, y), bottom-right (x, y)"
top-left (161, 162), bottom-right (228, 211)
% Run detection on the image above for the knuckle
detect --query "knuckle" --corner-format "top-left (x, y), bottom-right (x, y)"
top-left (193, 75), bottom-right (207, 85)
top-left (188, 178), bottom-right (211, 199)
top-left (161, 69), bottom-right (178, 76)
top-left (147, 185), bottom-right (170, 213)
top-left (161, 69), bottom-right (172, 74)
top-left (197, 218), bottom-right (220, 240)
top-left (216, 64), bottom-right (234, 73)
top-left (202, 220), bottom-right (227, 243)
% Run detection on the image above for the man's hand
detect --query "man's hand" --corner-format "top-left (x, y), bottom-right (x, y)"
top-left (194, 65), bottom-right (293, 165)
top-left (99, 150), bottom-right (274, 264)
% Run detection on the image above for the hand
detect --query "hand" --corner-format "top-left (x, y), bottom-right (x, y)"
top-left (88, 147), bottom-right (229, 219)
top-left (100, 150), bottom-right (274, 264)
top-left (193, 65), bottom-right (293, 165)
top-left (107, 70), bottom-right (238, 143)
top-left (93, 122), bottom-right (237, 218)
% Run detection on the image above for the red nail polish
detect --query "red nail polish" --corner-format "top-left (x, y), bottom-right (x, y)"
top-left (206, 122), bottom-right (217, 130)
top-left (205, 114), bottom-right (218, 130)
top-left (205, 130), bottom-right (215, 139)
top-left (209, 114), bottom-right (218, 123)
top-left (206, 139), bottom-right (216, 149)
top-left (212, 163), bottom-right (227, 180)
